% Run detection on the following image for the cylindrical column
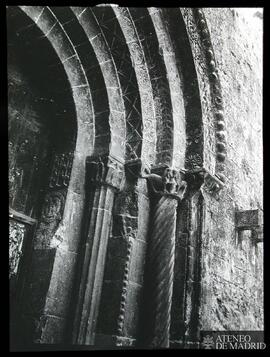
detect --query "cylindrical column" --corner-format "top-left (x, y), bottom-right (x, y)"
top-left (144, 167), bottom-right (187, 348)
top-left (148, 195), bottom-right (178, 347)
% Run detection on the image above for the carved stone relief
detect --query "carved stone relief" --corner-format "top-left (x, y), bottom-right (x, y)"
top-left (9, 220), bottom-right (27, 279)
top-left (185, 153), bottom-right (203, 171)
top-left (34, 190), bottom-right (66, 249)
top-left (49, 151), bottom-right (74, 189)
top-left (116, 238), bottom-right (133, 336)
top-left (181, 8), bottom-right (227, 182)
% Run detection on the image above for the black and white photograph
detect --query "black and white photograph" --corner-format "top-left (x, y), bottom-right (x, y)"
top-left (7, 4), bottom-right (264, 351)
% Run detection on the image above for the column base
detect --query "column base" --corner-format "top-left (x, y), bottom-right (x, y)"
top-left (94, 334), bottom-right (136, 347)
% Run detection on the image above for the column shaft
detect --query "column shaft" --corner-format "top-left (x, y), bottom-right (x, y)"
top-left (148, 195), bottom-right (178, 347)
top-left (143, 167), bottom-right (187, 348)
top-left (72, 155), bottom-right (124, 345)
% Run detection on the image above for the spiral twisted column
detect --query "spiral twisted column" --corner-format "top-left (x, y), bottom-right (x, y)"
top-left (149, 195), bottom-right (178, 347)
top-left (145, 167), bottom-right (187, 348)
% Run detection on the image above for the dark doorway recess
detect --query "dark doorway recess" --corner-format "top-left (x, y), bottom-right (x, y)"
top-left (8, 7), bottom-right (77, 349)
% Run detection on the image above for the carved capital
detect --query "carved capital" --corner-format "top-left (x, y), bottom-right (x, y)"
top-left (125, 159), bottom-right (151, 180)
top-left (86, 155), bottom-right (124, 190)
top-left (203, 171), bottom-right (225, 193)
top-left (144, 165), bottom-right (187, 201)
top-left (184, 168), bottom-right (225, 194)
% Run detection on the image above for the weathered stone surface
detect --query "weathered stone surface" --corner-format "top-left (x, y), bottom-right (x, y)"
top-left (198, 7), bottom-right (263, 334)
top-left (112, 214), bottom-right (138, 239)
top-left (174, 245), bottom-right (187, 281)
top-left (72, 181), bottom-right (117, 345)
top-left (113, 189), bottom-right (139, 217)
top-left (8, 6), bottom-right (263, 350)
top-left (171, 276), bottom-right (186, 340)
top-left (96, 280), bottom-right (123, 335)
top-left (235, 209), bottom-right (263, 229)
top-left (137, 192), bottom-right (150, 242)
top-left (95, 334), bottom-right (136, 347)
top-left (44, 248), bottom-right (78, 318)
top-left (22, 249), bottom-right (56, 316)
top-left (122, 283), bottom-right (143, 338)
top-left (128, 240), bottom-right (146, 286)
top-left (39, 315), bottom-right (66, 344)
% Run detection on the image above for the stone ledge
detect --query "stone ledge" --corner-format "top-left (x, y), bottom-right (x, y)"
top-left (235, 209), bottom-right (263, 229)
top-left (235, 209), bottom-right (263, 243)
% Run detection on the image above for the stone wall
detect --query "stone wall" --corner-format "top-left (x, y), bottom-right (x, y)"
top-left (199, 8), bottom-right (263, 331)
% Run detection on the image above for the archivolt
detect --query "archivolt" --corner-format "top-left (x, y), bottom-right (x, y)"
top-left (18, 6), bottom-right (225, 178)
top-left (16, 6), bottom-right (96, 198)
top-left (90, 6), bottom-right (143, 163)
top-left (180, 8), bottom-right (226, 182)
top-left (19, 6), bottom-right (94, 151)
top-left (113, 7), bottom-right (204, 170)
